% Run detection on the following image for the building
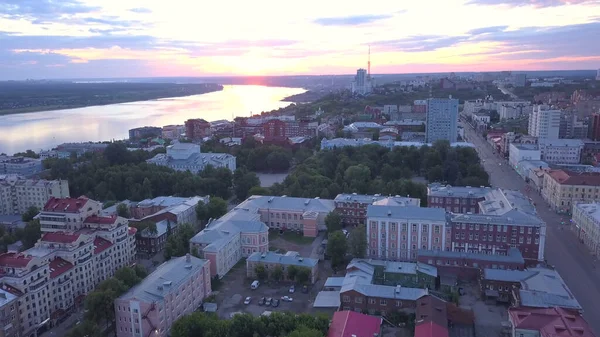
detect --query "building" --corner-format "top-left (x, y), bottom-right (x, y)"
top-left (508, 307), bottom-right (596, 337)
top-left (114, 254), bottom-right (211, 337)
top-left (512, 267), bottom-right (581, 310)
top-left (128, 127), bottom-right (162, 141)
top-left (146, 143), bottom-right (236, 173)
top-left (351, 68), bottom-right (374, 95)
top-left (366, 205), bottom-right (448, 260)
top-left (480, 269), bottom-right (538, 302)
top-left (571, 203), bottom-right (600, 256)
top-left (426, 98), bottom-right (459, 143)
top-left (528, 105), bottom-right (561, 140)
top-left (340, 259), bottom-right (429, 314)
top-left (413, 100), bottom-right (428, 113)
top-left (0, 156), bottom-right (43, 176)
top-left (161, 125), bottom-right (185, 140)
top-left (538, 139), bottom-right (584, 164)
top-left (414, 295), bottom-right (449, 337)
top-left (590, 114), bottom-right (600, 141)
top-left (246, 251), bottom-right (318, 284)
top-left (348, 258), bottom-right (438, 289)
top-left (261, 119), bottom-right (318, 141)
top-left (559, 113), bottom-right (589, 139)
top-left (500, 132), bottom-right (538, 158)
top-left (320, 138), bottom-right (475, 151)
top-left (0, 196), bottom-right (137, 337)
top-left (0, 175), bottom-right (70, 215)
top-left (499, 102), bottom-right (532, 120)
top-left (0, 286), bottom-right (21, 337)
top-left (334, 193), bottom-right (421, 226)
top-left (511, 74), bottom-right (527, 87)
top-left (189, 195), bottom-right (333, 277)
top-left (55, 142), bottom-right (108, 155)
top-left (541, 170), bottom-right (600, 212)
top-left (597, 69), bottom-right (600, 81)
top-left (38, 150), bottom-right (71, 160)
top-left (509, 144), bottom-right (541, 169)
top-left (184, 119), bottom-right (211, 141)
top-left (427, 184), bottom-right (490, 214)
top-left (327, 310), bottom-right (382, 337)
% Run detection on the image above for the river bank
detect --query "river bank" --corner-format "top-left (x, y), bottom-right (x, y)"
top-left (281, 90), bottom-right (329, 103)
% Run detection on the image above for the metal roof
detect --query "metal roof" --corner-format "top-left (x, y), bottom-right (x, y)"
top-left (418, 247), bottom-right (525, 264)
top-left (518, 268), bottom-right (581, 310)
top-left (247, 251), bottom-right (318, 268)
top-left (313, 291), bottom-right (341, 308)
top-left (483, 269), bottom-right (537, 282)
top-left (325, 277), bottom-right (345, 288)
top-left (367, 205), bottom-right (446, 221)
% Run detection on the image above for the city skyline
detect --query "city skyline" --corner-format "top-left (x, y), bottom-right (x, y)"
top-left (1, 0), bottom-right (600, 79)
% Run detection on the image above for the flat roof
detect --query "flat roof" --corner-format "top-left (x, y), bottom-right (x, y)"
top-left (247, 251), bottom-right (318, 268)
top-left (483, 269), bottom-right (537, 282)
top-left (313, 291), bottom-right (341, 308)
top-left (367, 205), bottom-right (446, 222)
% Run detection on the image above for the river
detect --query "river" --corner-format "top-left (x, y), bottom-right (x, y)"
top-left (0, 85), bottom-right (305, 154)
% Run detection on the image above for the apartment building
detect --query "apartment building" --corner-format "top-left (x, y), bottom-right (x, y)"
top-left (334, 193), bottom-right (421, 226)
top-left (426, 98), bottom-right (459, 143)
top-left (541, 170), bottom-right (600, 212)
top-left (528, 105), bottom-right (560, 140)
top-left (0, 156), bottom-right (43, 177)
top-left (128, 127), bottom-right (162, 141)
top-left (0, 196), bottom-right (137, 336)
top-left (0, 286), bottom-right (20, 337)
top-left (184, 119), bottom-right (211, 141)
top-left (366, 205), bottom-right (448, 261)
top-left (426, 183), bottom-right (490, 214)
top-left (114, 254), bottom-right (211, 337)
top-left (246, 251), bottom-right (318, 284)
top-left (190, 195), bottom-right (334, 278)
top-left (38, 150), bottom-right (71, 160)
top-left (572, 203), bottom-right (600, 256)
top-left (538, 139), bottom-right (584, 164)
top-left (0, 175), bottom-right (69, 215)
top-left (508, 144), bottom-right (541, 169)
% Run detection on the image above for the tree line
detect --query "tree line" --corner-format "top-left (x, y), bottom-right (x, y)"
top-left (171, 311), bottom-right (329, 337)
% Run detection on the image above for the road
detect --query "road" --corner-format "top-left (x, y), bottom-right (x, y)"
top-left (498, 84), bottom-right (519, 100)
top-left (462, 121), bottom-right (600, 335)
top-left (39, 308), bottom-right (84, 337)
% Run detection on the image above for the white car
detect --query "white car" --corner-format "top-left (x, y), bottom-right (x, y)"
top-left (244, 297), bottom-right (251, 305)
top-left (281, 296), bottom-right (293, 302)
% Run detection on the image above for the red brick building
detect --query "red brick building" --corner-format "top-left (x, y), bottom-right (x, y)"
top-left (185, 119), bottom-right (211, 140)
top-left (426, 184), bottom-right (489, 214)
top-left (590, 113), bottom-right (600, 141)
top-left (334, 193), bottom-right (421, 226)
top-left (479, 269), bottom-right (537, 302)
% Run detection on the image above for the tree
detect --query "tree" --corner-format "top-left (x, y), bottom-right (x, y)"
top-left (233, 167), bottom-right (261, 200)
top-left (287, 326), bottom-right (324, 337)
top-left (166, 220), bottom-right (173, 237)
top-left (254, 264), bottom-right (267, 281)
top-left (134, 264), bottom-right (148, 279)
top-left (116, 203), bottom-right (130, 218)
top-left (21, 206), bottom-right (39, 222)
top-left (196, 201), bottom-right (208, 224)
top-left (84, 290), bottom-right (117, 329)
top-left (65, 321), bottom-right (100, 337)
top-left (207, 197), bottom-right (228, 220)
top-left (327, 231), bottom-right (348, 270)
top-left (286, 265), bottom-right (298, 281)
top-left (21, 219), bottom-right (41, 249)
top-left (164, 223), bottom-right (197, 259)
top-left (271, 265), bottom-right (283, 282)
top-left (324, 212), bottom-right (342, 233)
top-left (114, 267), bottom-right (141, 288)
top-left (296, 267), bottom-right (311, 285)
top-left (348, 224), bottom-right (367, 258)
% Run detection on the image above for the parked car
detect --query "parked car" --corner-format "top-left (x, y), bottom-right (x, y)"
top-left (244, 297), bottom-right (251, 305)
top-left (265, 297), bottom-right (273, 306)
top-left (251, 280), bottom-right (260, 289)
top-left (272, 299), bottom-right (280, 307)
top-left (302, 285), bottom-right (308, 293)
top-left (258, 297), bottom-right (266, 306)
top-left (281, 296), bottom-right (293, 302)
top-left (289, 285), bottom-right (295, 293)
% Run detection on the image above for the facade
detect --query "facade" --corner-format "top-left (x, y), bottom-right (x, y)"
top-left (261, 119), bottom-right (318, 141)
top-left (509, 144), bottom-right (541, 169)
top-left (147, 143), bottom-right (236, 173)
top-left (161, 125), bottom-right (185, 140)
top-left (114, 255), bottom-right (211, 337)
top-left (0, 197), bottom-right (136, 337)
top-left (38, 150), bottom-right (71, 160)
top-left (508, 307), bottom-right (595, 337)
top-left (538, 139), bottom-right (583, 165)
top-left (528, 105), bottom-right (560, 140)
top-left (327, 310), bottom-right (382, 337)
top-left (340, 259), bottom-right (429, 315)
top-left (0, 156), bottom-right (43, 176)
top-left (541, 170), bottom-right (600, 212)
top-left (246, 251), bottom-right (318, 284)
top-left (427, 184), bottom-right (490, 214)
top-left (0, 175), bottom-right (70, 215)
top-left (334, 193), bottom-right (421, 226)
top-left (499, 103), bottom-right (532, 120)
top-left (500, 132), bottom-right (538, 158)
top-left (128, 127), bottom-right (162, 141)
top-left (414, 296), bottom-right (450, 337)
top-left (571, 203), bottom-right (600, 256)
top-left (426, 98), bottom-right (459, 143)
top-left (590, 113), bottom-right (600, 141)
top-left (55, 143), bottom-right (108, 155)
top-left (184, 119), bottom-right (211, 141)
top-left (351, 68), bottom-right (374, 95)
top-left (511, 74), bottom-right (527, 87)
top-left (190, 195), bottom-right (333, 277)
top-left (0, 286), bottom-right (21, 337)
top-left (559, 113), bottom-right (589, 139)
top-left (320, 138), bottom-right (474, 151)
top-left (366, 206), bottom-right (448, 260)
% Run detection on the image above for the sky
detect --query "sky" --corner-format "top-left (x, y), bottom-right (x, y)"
top-left (1, 0), bottom-right (600, 79)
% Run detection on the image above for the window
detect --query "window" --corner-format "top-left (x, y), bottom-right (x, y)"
top-left (391, 223), bottom-right (396, 231)
top-left (343, 296), bottom-right (350, 302)
top-left (369, 298), bottom-right (376, 304)
top-left (355, 297), bottom-right (363, 303)
top-left (380, 299), bottom-right (387, 306)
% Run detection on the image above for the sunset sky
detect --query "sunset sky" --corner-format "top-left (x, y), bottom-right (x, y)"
top-left (1, 0), bottom-right (600, 79)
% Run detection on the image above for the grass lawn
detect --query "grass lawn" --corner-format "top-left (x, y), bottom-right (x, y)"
top-left (269, 230), bottom-right (315, 245)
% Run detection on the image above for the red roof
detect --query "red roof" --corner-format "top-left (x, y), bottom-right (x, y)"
top-left (49, 257), bottom-right (74, 278)
top-left (85, 215), bottom-right (117, 225)
top-left (509, 307), bottom-right (596, 337)
top-left (547, 169), bottom-right (600, 186)
top-left (328, 311), bottom-right (382, 337)
top-left (94, 237), bottom-right (113, 254)
top-left (0, 252), bottom-right (33, 268)
top-left (414, 322), bottom-right (449, 337)
top-left (43, 196), bottom-right (89, 213)
top-left (41, 232), bottom-right (81, 244)
top-left (128, 227), bottom-right (137, 235)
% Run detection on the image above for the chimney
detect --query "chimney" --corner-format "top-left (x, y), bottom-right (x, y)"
top-left (185, 253), bottom-right (191, 262)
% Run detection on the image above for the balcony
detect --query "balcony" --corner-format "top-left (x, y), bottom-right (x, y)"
top-left (58, 276), bottom-right (72, 285)
top-left (30, 279), bottom-right (47, 291)
top-left (78, 254), bottom-right (92, 264)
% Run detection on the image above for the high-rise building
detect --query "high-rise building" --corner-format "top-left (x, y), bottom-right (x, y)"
top-left (590, 113), bottom-right (600, 141)
top-left (0, 175), bottom-right (70, 215)
top-left (351, 68), bottom-right (374, 95)
top-left (184, 119), bottom-right (211, 141)
top-left (425, 98), bottom-right (459, 143)
top-left (596, 68), bottom-right (600, 81)
top-left (528, 105), bottom-right (560, 140)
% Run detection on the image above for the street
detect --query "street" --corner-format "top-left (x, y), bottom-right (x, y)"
top-left (462, 121), bottom-right (600, 334)
top-left (39, 309), bottom-right (84, 337)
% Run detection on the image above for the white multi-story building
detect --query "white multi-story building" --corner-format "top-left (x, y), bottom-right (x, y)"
top-left (0, 156), bottom-right (43, 176)
top-left (509, 144), bottom-right (541, 169)
top-left (0, 285), bottom-right (21, 337)
top-left (114, 254), bottom-right (211, 337)
top-left (38, 150), bottom-right (71, 160)
top-left (572, 203), bottom-right (600, 257)
top-left (366, 206), bottom-right (448, 261)
top-left (147, 143), bottom-right (236, 174)
top-left (538, 139), bottom-right (584, 164)
top-left (0, 196), bottom-right (137, 337)
top-left (0, 175), bottom-right (69, 215)
top-left (426, 98), bottom-right (459, 143)
top-left (351, 68), bottom-right (374, 95)
top-left (528, 105), bottom-right (560, 140)
top-left (499, 103), bottom-right (532, 120)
